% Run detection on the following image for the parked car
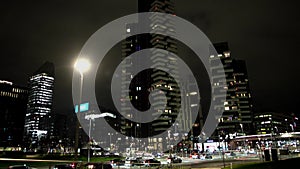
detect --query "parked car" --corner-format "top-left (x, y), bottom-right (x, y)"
top-left (191, 153), bottom-right (200, 159)
top-left (205, 154), bottom-right (213, 159)
top-left (84, 163), bottom-right (112, 169)
top-left (125, 159), bottom-right (138, 167)
top-left (144, 158), bottom-right (161, 167)
top-left (125, 157), bottom-right (144, 167)
top-left (110, 158), bottom-right (125, 166)
top-left (167, 156), bottom-right (182, 163)
top-left (8, 165), bottom-right (31, 169)
top-left (53, 163), bottom-right (78, 169)
top-left (135, 157), bottom-right (145, 166)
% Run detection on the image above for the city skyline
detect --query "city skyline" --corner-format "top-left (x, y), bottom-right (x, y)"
top-left (0, 0), bottom-right (299, 116)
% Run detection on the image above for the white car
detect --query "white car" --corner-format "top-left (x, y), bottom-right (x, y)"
top-left (191, 154), bottom-right (199, 159)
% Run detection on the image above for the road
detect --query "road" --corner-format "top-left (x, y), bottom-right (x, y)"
top-left (3, 153), bottom-right (298, 169)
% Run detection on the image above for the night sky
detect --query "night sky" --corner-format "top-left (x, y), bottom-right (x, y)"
top-left (0, 0), bottom-right (300, 116)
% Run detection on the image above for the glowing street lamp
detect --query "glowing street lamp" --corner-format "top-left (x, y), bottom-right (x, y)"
top-left (74, 58), bottom-right (91, 75)
top-left (74, 58), bottom-right (90, 160)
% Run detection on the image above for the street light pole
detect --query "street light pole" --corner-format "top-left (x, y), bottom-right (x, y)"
top-left (290, 124), bottom-right (294, 132)
top-left (88, 117), bottom-right (92, 162)
top-left (85, 113), bottom-right (105, 162)
top-left (240, 123), bottom-right (246, 150)
top-left (168, 130), bottom-right (171, 157)
top-left (74, 71), bottom-right (83, 160)
top-left (274, 126), bottom-right (278, 148)
top-left (108, 133), bottom-right (113, 150)
top-left (289, 124), bottom-right (294, 149)
top-left (269, 117), bottom-right (273, 147)
top-left (74, 58), bottom-right (90, 160)
top-left (285, 119), bottom-right (288, 133)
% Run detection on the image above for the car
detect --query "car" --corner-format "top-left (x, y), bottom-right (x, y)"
top-left (191, 153), bottom-right (200, 159)
top-left (8, 165), bottom-right (31, 169)
top-left (143, 159), bottom-right (161, 167)
top-left (124, 159), bottom-right (137, 167)
top-left (167, 156), bottom-right (182, 163)
top-left (125, 159), bottom-right (141, 167)
top-left (84, 163), bottom-right (112, 169)
top-left (124, 157), bottom-right (144, 167)
top-left (110, 158), bottom-right (125, 166)
top-left (205, 154), bottom-right (213, 159)
top-left (53, 163), bottom-right (79, 169)
top-left (135, 157), bottom-right (145, 166)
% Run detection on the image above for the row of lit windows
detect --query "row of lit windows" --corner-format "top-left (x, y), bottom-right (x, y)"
top-left (0, 91), bottom-right (19, 98)
top-left (218, 116), bottom-right (239, 122)
top-left (29, 101), bottom-right (52, 105)
top-left (29, 94), bottom-right (52, 100)
top-left (29, 97), bottom-right (52, 101)
top-left (12, 88), bottom-right (27, 93)
top-left (209, 52), bottom-right (230, 59)
top-left (31, 86), bottom-right (52, 90)
top-left (32, 90), bottom-right (53, 95)
top-left (31, 94), bottom-right (53, 98)
top-left (224, 106), bottom-right (238, 111)
top-left (33, 107), bottom-right (51, 111)
top-left (30, 74), bottom-right (54, 81)
top-left (29, 96), bottom-right (53, 101)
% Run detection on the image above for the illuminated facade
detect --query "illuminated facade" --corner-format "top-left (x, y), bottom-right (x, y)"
top-left (0, 80), bottom-right (28, 147)
top-left (147, 0), bottom-right (180, 137)
top-left (254, 112), bottom-right (296, 134)
top-left (210, 42), bottom-right (253, 136)
top-left (23, 61), bottom-right (55, 148)
top-left (120, 0), bottom-right (183, 151)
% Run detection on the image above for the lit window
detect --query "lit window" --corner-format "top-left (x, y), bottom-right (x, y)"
top-left (224, 52), bottom-right (230, 57)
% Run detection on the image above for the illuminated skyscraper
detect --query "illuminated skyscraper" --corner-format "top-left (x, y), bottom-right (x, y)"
top-left (210, 42), bottom-right (253, 136)
top-left (23, 61), bottom-right (55, 149)
top-left (120, 0), bottom-right (185, 151)
top-left (0, 80), bottom-right (28, 147)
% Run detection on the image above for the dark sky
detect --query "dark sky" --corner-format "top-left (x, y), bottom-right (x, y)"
top-left (0, 0), bottom-right (300, 115)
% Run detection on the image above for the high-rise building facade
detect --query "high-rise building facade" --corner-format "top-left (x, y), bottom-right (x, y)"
top-left (119, 0), bottom-right (184, 151)
top-left (0, 80), bottom-right (28, 148)
top-left (23, 61), bottom-right (55, 149)
top-left (210, 42), bottom-right (253, 137)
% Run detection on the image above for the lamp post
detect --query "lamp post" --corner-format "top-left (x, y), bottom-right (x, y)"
top-left (167, 130), bottom-right (171, 157)
top-left (240, 123), bottom-right (246, 150)
top-left (184, 133), bottom-right (188, 157)
top-left (290, 124), bottom-right (294, 147)
top-left (173, 132), bottom-right (179, 154)
top-left (269, 117), bottom-right (273, 147)
top-left (74, 58), bottom-right (90, 159)
top-left (258, 137), bottom-right (262, 160)
top-left (290, 124), bottom-right (294, 132)
top-left (285, 119), bottom-right (288, 133)
top-left (108, 133), bottom-right (113, 150)
top-left (85, 114), bottom-right (102, 162)
top-left (274, 126), bottom-right (278, 148)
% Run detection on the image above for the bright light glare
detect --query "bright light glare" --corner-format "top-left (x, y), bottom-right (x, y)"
top-left (74, 58), bottom-right (90, 74)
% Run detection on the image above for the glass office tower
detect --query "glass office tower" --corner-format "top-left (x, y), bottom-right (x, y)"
top-left (23, 61), bottom-right (55, 150)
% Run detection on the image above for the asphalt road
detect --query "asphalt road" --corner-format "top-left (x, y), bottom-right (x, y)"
top-left (2, 154), bottom-right (299, 169)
